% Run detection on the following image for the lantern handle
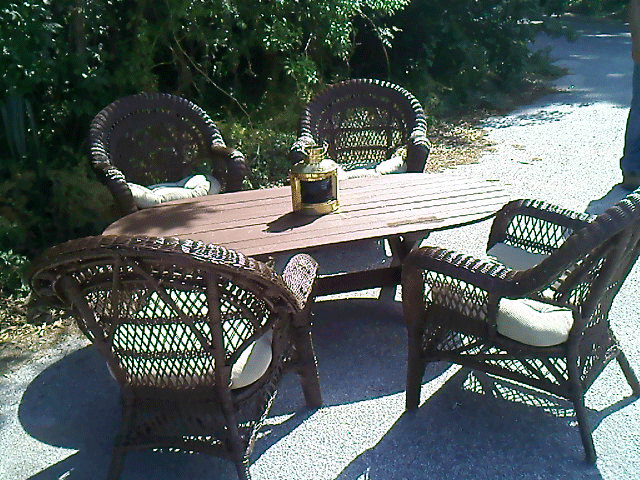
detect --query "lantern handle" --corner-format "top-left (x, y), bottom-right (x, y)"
top-left (303, 142), bottom-right (328, 160)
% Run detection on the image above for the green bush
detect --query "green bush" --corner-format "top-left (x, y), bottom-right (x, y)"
top-left (0, 250), bottom-right (29, 297)
top-left (0, 95), bottom-right (116, 257)
top-left (374, 0), bottom-right (568, 111)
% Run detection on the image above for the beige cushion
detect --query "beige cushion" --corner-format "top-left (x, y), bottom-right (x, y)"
top-left (336, 166), bottom-right (378, 180)
top-left (112, 323), bottom-right (273, 389)
top-left (375, 147), bottom-right (407, 174)
top-left (230, 329), bottom-right (273, 389)
top-left (128, 174), bottom-right (222, 208)
top-left (487, 242), bottom-right (549, 271)
top-left (496, 298), bottom-right (573, 347)
top-left (336, 147), bottom-right (407, 180)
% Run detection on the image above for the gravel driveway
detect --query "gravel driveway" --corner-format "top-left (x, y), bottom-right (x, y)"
top-left (1, 14), bottom-right (639, 480)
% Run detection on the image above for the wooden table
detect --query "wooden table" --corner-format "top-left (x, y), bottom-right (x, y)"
top-left (104, 173), bottom-right (509, 295)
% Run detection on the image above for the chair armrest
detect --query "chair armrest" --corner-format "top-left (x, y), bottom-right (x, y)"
top-left (90, 159), bottom-right (138, 215)
top-left (403, 246), bottom-right (517, 297)
top-left (210, 145), bottom-right (247, 192)
top-left (487, 199), bottom-right (595, 254)
top-left (406, 117), bottom-right (431, 173)
top-left (281, 253), bottom-right (319, 313)
top-left (289, 134), bottom-right (316, 165)
top-left (402, 245), bottom-right (576, 336)
top-left (402, 246), bottom-right (514, 331)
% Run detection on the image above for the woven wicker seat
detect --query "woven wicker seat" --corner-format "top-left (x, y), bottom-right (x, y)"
top-left (28, 235), bottom-right (322, 480)
top-left (402, 194), bottom-right (640, 463)
top-left (90, 93), bottom-right (247, 216)
top-left (289, 78), bottom-right (430, 174)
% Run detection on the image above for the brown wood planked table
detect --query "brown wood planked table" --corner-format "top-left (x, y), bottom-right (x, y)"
top-left (104, 173), bottom-right (509, 295)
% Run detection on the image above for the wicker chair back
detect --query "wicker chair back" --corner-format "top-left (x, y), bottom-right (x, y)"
top-left (90, 93), bottom-right (246, 215)
top-left (290, 79), bottom-right (430, 172)
top-left (28, 235), bottom-right (321, 480)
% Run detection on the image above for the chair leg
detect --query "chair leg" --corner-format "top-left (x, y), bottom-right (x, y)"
top-left (107, 447), bottom-right (127, 480)
top-left (568, 358), bottom-right (596, 463)
top-left (572, 393), bottom-right (597, 464)
top-left (617, 351), bottom-right (640, 396)
top-left (381, 235), bottom-right (423, 302)
top-left (220, 401), bottom-right (252, 480)
top-left (107, 400), bottom-right (134, 480)
top-left (406, 335), bottom-right (427, 410)
top-left (234, 459), bottom-right (251, 480)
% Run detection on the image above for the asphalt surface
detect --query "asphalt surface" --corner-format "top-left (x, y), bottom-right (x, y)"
top-left (2, 14), bottom-right (639, 480)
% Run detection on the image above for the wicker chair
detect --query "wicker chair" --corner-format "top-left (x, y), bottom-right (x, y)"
top-left (90, 93), bottom-right (247, 216)
top-left (402, 193), bottom-right (640, 463)
top-left (289, 78), bottom-right (430, 174)
top-left (28, 235), bottom-right (322, 480)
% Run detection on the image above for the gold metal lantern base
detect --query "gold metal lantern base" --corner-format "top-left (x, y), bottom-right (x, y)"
top-left (290, 146), bottom-right (339, 215)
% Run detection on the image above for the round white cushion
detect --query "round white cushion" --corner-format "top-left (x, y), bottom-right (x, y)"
top-left (496, 298), bottom-right (573, 347)
top-left (430, 284), bottom-right (573, 347)
top-left (128, 174), bottom-right (222, 208)
top-left (336, 147), bottom-right (407, 180)
top-left (230, 329), bottom-right (273, 389)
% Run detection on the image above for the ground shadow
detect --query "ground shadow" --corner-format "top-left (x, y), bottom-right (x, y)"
top-left (15, 294), bottom-right (638, 479)
top-left (17, 340), bottom-right (317, 479)
top-left (269, 297), bottom-right (413, 414)
top-left (17, 345), bottom-right (248, 479)
top-left (534, 15), bottom-right (633, 108)
top-left (586, 184), bottom-right (633, 215)
top-left (334, 367), bottom-right (612, 480)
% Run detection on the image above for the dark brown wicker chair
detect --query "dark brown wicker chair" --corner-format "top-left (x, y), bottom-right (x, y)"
top-left (28, 235), bottom-right (322, 480)
top-left (289, 78), bottom-right (430, 174)
top-left (90, 93), bottom-right (247, 216)
top-left (402, 193), bottom-right (640, 463)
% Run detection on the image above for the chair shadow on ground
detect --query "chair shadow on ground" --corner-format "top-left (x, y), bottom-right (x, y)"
top-left (18, 297), bottom-right (632, 480)
top-left (17, 343), bottom-right (243, 479)
top-left (333, 364), bottom-right (634, 480)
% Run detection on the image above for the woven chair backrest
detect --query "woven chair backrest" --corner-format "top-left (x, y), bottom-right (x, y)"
top-left (302, 79), bottom-right (424, 169)
top-left (29, 236), bottom-right (298, 395)
top-left (90, 93), bottom-right (225, 186)
top-left (520, 192), bottom-right (640, 322)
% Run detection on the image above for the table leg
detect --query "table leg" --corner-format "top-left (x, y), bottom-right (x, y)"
top-left (387, 232), bottom-right (429, 266)
top-left (380, 232), bottom-right (429, 300)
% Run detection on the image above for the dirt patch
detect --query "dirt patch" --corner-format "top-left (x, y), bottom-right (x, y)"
top-left (0, 296), bottom-right (78, 374)
top-left (424, 78), bottom-right (560, 172)
top-left (426, 117), bottom-right (495, 172)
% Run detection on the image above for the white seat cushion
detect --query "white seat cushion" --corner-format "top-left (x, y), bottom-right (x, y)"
top-left (375, 147), bottom-right (407, 174)
top-left (112, 323), bottom-right (273, 389)
top-left (487, 242), bottom-right (549, 271)
top-left (128, 174), bottom-right (222, 208)
top-left (336, 147), bottom-right (407, 180)
top-left (230, 329), bottom-right (273, 389)
top-left (336, 166), bottom-right (379, 180)
top-left (496, 298), bottom-right (573, 347)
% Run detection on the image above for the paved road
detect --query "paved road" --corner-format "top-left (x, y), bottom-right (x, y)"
top-left (1, 15), bottom-right (639, 480)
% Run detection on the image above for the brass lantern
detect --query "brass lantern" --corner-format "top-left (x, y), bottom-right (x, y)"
top-left (290, 145), bottom-right (339, 215)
